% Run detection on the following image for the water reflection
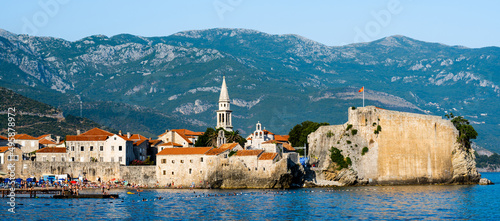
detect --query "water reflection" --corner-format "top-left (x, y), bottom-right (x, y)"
top-left (2, 173), bottom-right (499, 220)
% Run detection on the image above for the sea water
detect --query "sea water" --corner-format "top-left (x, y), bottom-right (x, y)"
top-left (1, 172), bottom-right (499, 220)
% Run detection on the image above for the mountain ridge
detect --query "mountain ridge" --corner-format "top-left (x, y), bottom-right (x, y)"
top-left (0, 28), bottom-right (498, 152)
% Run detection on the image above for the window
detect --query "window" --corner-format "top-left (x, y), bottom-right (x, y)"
top-left (100, 146), bottom-right (103, 151)
top-left (200, 170), bottom-right (203, 174)
top-left (255, 167), bottom-right (258, 171)
top-left (52, 156), bottom-right (56, 162)
top-left (114, 137), bottom-right (116, 140)
top-left (161, 159), bottom-right (166, 164)
top-left (71, 157), bottom-right (75, 162)
top-left (80, 146), bottom-right (84, 151)
top-left (100, 157), bottom-right (103, 162)
top-left (181, 160), bottom-right (184, 163)
top-left (171, 171), bottom-right (174, 175)
top-left (119, 157), bottom-right (122, 162)
top-left (71, 146), bottom-right (75, 151)
top-left (111, 146), bottom-right (114, 151)
top-left (189, 168), bottom-right (192, 174)
top-left (119, 146), bottom-right (122, 151)
top-left (163, 170), bottom-right (166, 175)
top-left (111, 157), bottom-right (114, 162)
top-left (224, 154), bottom-right (228, 159)
top-left (190, 159), bottom-right (193, 163)
top-left (263, 167), bottom-right (266, 171)
top-left (42, 157), bottom-right (47, 161)
top-left (90, 146), bottom-right (94, 151)
top-left (172, 160), bottom-right (175, 164)
top-left (200, 157), bottom-right (203, 162)
top-left (61, 157), bottom-right (65, 162)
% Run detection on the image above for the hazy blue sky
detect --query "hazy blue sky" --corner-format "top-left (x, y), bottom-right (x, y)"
top-left (0, 0), bottom-right (498, 48)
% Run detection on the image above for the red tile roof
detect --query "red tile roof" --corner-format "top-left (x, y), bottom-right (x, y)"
top-left (247, 137), bottom-right (252, 140)
top-left (0, 135), bottom-right (7, 140)
top-left (283, 143), bottom-right (296, 151)
top-left (130, 134), bottom-right (147, 140)
top-left (157, 130), bottom-right (193, 144)
top-left (36, 147), bottom-right (66, 153)
top-left (81, 128), bottom-right (114, 136)
top-left (158, 142), bottom-right (183, 147)
top-left (157, 147), bottom-right (212, 155)
top-left (218, 142), bottom-right (239, 150)
top-left (262, 140), bottom-right (281, 144)
top-left (274, 135), bottom-right (289, 142)
top-left (37, 134), bottom-right (51, 140)
top-left (259, 152), bottom-right (278, 160)
top-left (235, 150), bottom-right (264, 156)
top-left (116, 134), bottom-right (133, 141)
top-left (0, 146), bottom-right (10, 153)
top-left (66, 135), bottom-right (108, 141)
top-left (263, 129), bottom-right (274, 135)
top-left (13, 134), bottom-right (38, 140)
top-left (205, 147), bottom-right (231, 155)
top-left (149, 140), bottom-right (162, 146)
top-left (39, 139), bottom-right (56, 145)
top-left (133, 139), bottom-right (148, 146)
top-left (172, 129), bottom-right (204, 136)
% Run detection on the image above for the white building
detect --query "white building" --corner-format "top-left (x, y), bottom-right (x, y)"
top-left (65, 128), bottom-right (143, 165)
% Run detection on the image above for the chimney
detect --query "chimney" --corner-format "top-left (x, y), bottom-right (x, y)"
top-left (56, 136), bottom-right (60, 143)
top-left (119, 130), bottom-right (122, 136)
top-left (171, 131), bottom-right (175, 143)
top-left (77, 130), bottom-right (81, 135)
top-left (127, 132), bottom-right (131, 138)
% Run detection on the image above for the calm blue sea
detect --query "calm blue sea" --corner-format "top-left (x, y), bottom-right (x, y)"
top-left (1, 173), bottom-right (499, 220)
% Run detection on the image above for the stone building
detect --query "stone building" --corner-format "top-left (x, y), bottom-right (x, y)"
top-left (65, 128), bottom-right (146, 165)
top-left (13, 134), bottom-right (39, 153)
top-left (157, 129), bottom-right (203, 147)
top-left (0, 146), bottom-right (24, 176)
top-left (35, 147), bottom-right (67, 162)
top-left (156, 147), bottom-right (214, 186)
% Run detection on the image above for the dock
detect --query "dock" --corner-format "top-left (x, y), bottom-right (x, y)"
top-left (1, 188), bottom-right (64, 198)
top-left (53, 194), bottom-right (119, 199)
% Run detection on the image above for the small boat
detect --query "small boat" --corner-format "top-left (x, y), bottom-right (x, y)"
top-left (136, 189), bottom-right (143, 192)
top-left (127, 192), bottom-right (135, 194)
top-left (53, 194), bottom-right (119, 199)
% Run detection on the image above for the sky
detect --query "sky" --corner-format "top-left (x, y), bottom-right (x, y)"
top-left (0, 0), bottom-right (499, 48)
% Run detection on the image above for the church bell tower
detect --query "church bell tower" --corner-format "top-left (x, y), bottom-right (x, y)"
top-left (216, 76), bottom-right (233, 131)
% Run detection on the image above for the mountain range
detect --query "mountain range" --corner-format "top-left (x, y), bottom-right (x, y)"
top-left (0, 28), bottom-right (498, 152)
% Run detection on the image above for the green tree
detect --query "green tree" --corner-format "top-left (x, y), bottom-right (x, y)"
top-left (445, 113), bottom-right (478, 150)
top-left (288, 121), bottom-right (329, 147)
top-left (194, 128), bottom-right (246, 147)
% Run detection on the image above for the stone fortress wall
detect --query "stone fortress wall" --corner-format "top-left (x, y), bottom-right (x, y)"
top-left (307, 106), bottom-right (480, 185)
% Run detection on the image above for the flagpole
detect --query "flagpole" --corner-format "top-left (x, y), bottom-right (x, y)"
top-left (363, 86), bottom-right (365, 107)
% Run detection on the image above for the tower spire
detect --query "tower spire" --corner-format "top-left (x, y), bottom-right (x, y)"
top-left (219, 76), bottom-right (230, 102)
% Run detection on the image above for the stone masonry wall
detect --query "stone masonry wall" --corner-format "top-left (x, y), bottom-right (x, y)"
top-left (13, 161), bottom-right (156, 184)
top-left (308, 106), bottom-right (480, 185)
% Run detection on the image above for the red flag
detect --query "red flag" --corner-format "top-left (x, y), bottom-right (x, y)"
top-left (358, 87), bottom-right (364, 93)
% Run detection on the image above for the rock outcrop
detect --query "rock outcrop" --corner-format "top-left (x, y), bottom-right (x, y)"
top-left (307, 106), bottom-right (481, 186)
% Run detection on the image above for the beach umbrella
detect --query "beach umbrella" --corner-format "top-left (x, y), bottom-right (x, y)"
top-left (110, 178), bottom-right (116, 181)
top-left (15, 178), bottom-right (22, 184)
top-left (4, 178), bottom-right (10, 183)
top-left (71, 180), bottom-right (77, 184)
top-left (27, 178), bottom-right (33, 182)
